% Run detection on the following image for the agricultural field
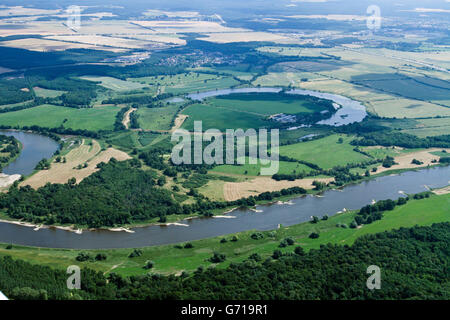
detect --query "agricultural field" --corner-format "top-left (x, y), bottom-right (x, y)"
top-left (197, 32), bottom-right (295, 44)
top-left (181, 103), bottom-right (271, 131)
top-left (257, 46), bottom-right (450, 120)
top-left (257, 46), bottom-right (330, 57)
top-left (137, 105), bottom-right (180, 131)
top-left (400, 117), bottom-right (450, 137)
top-left (191, 67), bottom-right (256, 81)
top-left (0, 104), bottom-right (120, 131)
top-left (279, 134), bottom-right (370, 169)
top-left (181, 92), bottom-right (335, 131)
top-left (372, 148), bottom-right (447, 175)
top-left (80, 76), bottom-right (147, 92)
top-left (22, 139), bottom-right (131, 188)
top-left (367, 98), bottom-right (450, 118)
top-left (208, 92), bottom-right (329, 116)
top-left (1, 192), bottom-right (446, 276)
top-left (360, 146), bottom-right (418, 159)
top-left (104, 131), bottom-right (142, 150)
top-left (253, 72), bottom-right (327, 87)
top-left (0, 38), bottom-right (108, 52)
top-left (211, 158), bottom-right (314, 177)
top-left (33, 87), bottom-right (65, 98)
top-left (223, 176), bottom-right (333, 201)
top-left (128, 72), bottom-right (239, 95)
top-left (129, 20), bottom-right (248, 34)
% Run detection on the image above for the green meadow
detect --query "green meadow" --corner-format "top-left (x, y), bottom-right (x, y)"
top-left (33, 87), bottom-right (65, 98)
top-left (137, 105), bottom-right (179, 131)
top-left (208, 92), bottom-right (328, 116)
top-left (128, 72), bottom-right (240, 95)
top-left (211, 157), bottom-right (314, 177)
top-left (279, 134), bottom-right (370, 169)
top-left (181, 103), bottom-right (271, 131)
top-left (80, 76), bottom-right (147, 92)
top-left (0, 104), bottom-right (120, 131)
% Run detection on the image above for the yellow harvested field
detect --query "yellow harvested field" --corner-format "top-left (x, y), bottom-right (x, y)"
top-left (143, 10), bottom-right (201, 18)
top-left (286, 14), bottom-right (367, 21)
top-left (374, 148), bottom-right (448, 175)
top-left (369, 98), bottom-right (450, 118)
top-left (45, 35), bottom-right (149, 50)
top-left (22, 140), bottom-right (131, 189)
top-left (0, 21), bottom-right (75, 37)
top-left (73, 20), bottom-right (148, 34)
top-left (130, 20), bottom-right (247, 33)
top-left (0, 38), bottom-right (115, 52)
top-left (223, 177), bottom-right (334, 201)
top-left (198, 32), bottom-right (294, 44)
top-left (124, 34), bottom-right (186, 45)
top-left (361, 48), bottom-right (450, 70)
top-left (0, 6), bottom-right (60, 17)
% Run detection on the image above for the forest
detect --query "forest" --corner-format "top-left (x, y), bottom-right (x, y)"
top-left (0, 159), bottom-right (181, 228)
top-left (0, 223), bottom-right (448, 300)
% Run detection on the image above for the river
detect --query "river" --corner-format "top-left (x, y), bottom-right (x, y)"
top-left (0, 92), bottom-right (447, 249)
top-left (0, 130), bottom-right (59, 176)
top-left (187, 87), bottom-right (367, 126)
top-left (0, 164), bottom-right (448, 249)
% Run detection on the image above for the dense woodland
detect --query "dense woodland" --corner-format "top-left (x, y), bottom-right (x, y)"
top-left (0, 223), bottom-right (448, 300)
top-left (0, 153), bottom-right (309, 227)
top-left (0, 159), bottom-right (181, 228)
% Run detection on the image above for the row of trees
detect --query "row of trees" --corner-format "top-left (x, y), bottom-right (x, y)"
top-left (1, 223), bottom-right (448, 300)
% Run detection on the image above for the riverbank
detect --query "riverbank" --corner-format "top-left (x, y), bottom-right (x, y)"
top-left (1, 192), bottom-right (448, 277)
top-left (0, 163), bottom-right (448, 236)
top-left (0, 134), bottom-right (23, 189)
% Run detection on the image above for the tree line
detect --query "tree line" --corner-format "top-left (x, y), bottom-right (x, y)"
top-left (0, 223), bottom-right (448, 300)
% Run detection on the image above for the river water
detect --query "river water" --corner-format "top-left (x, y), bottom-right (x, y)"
top-left (187, 87), bottom-right (367, 126)
top-left (0, 130), bottom-right (59, 176)
top-left (0, 91), bottom-right (447, 249)
top-left (0, 164), bottom-right (448, 249)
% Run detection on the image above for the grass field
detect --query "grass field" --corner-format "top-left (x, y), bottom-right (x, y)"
top-left (33, 87), bottom-right (65, 98)
top-left (104, 131), bottom-right (142, 150)
top-left (256, 46), bottom-right (450, 121)
top-left (400, 117), bottom-right (450, 137)
top-left (0, 104), bottom-right (120, 131)
top-left (128, 72), bottom-right (240, 95)
top-left (0, 193), bottom-right (447, 276)
top-left (137, 105), bottom-right (179, 131)
top-left (181, 92), bottom-right (335, 131)
top-left (211, 157), bottom-right (314, 177)
top-left (253, 71), bottom-right (327, 87)
top-left (181, 103), bottom-right (271, 131)
top-left (279, 134), bottom-right (370, 169)
top-left (360, 146), bottom-right (420, 159)
top-left (208, 92), bottom-right (329, 116)
top-left (80, 76), bottom-right (147, 92)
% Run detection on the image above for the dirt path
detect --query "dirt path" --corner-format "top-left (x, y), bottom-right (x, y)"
top-left (170, 114), bottom-right (189, 133)
top-left (223, 176), bottom-right (334, 201)
top-left (122, 107), bottom-right (137, 129)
